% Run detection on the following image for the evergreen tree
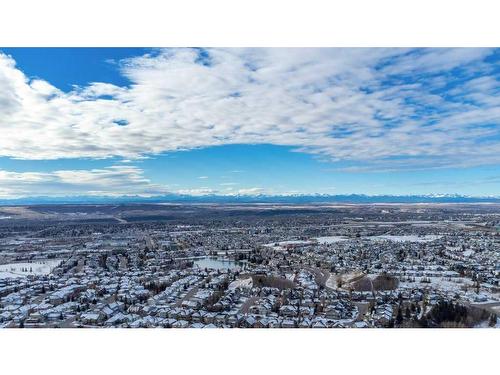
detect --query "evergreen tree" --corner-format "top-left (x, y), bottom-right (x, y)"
top-left (488, 314), bottom-right (497, 327)
top-left (396, 308), bottom-right (403, 325)
top-left (405, 306), bottom-right (411, 319)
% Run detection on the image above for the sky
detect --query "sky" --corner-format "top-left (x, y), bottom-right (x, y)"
top-left (0, 47), bottom-right (499, 199)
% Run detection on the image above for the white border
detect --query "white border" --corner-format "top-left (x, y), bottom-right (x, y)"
top-left (1, 1), bottom-right (499, 374)
top-left (0, 328), bottom-right (499, 374)
top-left (1, 0), bottom-right (500, 46)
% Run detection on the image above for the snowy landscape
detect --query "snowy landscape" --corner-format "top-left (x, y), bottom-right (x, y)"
top-left (0, 203), bottom-right (498, 328)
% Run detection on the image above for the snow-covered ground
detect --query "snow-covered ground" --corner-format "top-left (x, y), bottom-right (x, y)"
top-left (0, 271), bottom-right (25, 279)
top-left (491, 306), bottom-right (500, 313)
top-left (228, 277), bottom-right (253, 290)
top-left (0, 259), bottom-right (61, 279)
top-left (369, 235), bottom-right (442, 243)
top-left (262, 240), bottom-right (312, 250)
top-left (326, 271), bottom-right (364, 289)
top-left (314, 236), bottom-right (350, 244)
top-left (325, 275), bottom-right (339, 289)
top-left (399, 276), bottom-right (474, 293)
top-left (474, 316), bottom-right (500, 328)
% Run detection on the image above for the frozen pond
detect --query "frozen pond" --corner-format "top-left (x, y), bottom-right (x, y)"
top-left (193, 257), bottom-right (245, 270)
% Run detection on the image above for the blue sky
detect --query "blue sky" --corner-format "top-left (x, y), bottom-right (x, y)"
top-left (0, 48), bottom-right (499, 198)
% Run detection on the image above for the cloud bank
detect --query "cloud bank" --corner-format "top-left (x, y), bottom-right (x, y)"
top-left (0, 48), bottom-right (499, 171)
top-left (0, 166), bottom-right (169, 198)
top-left (0, 166), bottom-right (272, 198)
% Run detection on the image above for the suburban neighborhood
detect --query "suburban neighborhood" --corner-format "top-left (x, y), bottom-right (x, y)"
top-left (0, 203), bottom-right (498, 328)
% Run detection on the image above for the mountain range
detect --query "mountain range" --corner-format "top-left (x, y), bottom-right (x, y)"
top-left (1, 194), bottom-right (499, 205)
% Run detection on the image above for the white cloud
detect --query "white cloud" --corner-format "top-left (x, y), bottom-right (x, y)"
top-left (0, 48), bottom-right (499, 170)
top-left (174, 188), bottom-right (217, 196)
top-left (173, 186), bottom-right (265, 196)
top-left (0, 164), bottom-right (279, 199)
top-left (235, 187), bottom-right (265, 195)
top-left (0, 166), bottom-right (170, 198)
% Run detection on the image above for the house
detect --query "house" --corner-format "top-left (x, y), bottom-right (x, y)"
top-left (80, 311), bottom-right (106, 325)
top-left (241, 315), bottom-right (256, 328)
top-left (281, 319), bottom-right (296, 328)
top-left (226, 314), bottom-right (239, 326)
top-left (254, 318), bottom-right (268, 328)
top-left (279, 305), bottom-right (296, 317)
top-left (172, 320), bottom-right (189, 328)
top-left (299, 318), bottom-right (311, 328)
top-left (353, 321), bottom-right (369, 328)
top-left (312, 319), bottom-right (327, 328)
top-left (324, 304), bottom-right (347, 319)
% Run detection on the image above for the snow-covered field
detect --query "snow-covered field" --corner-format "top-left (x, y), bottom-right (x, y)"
top-left (0, 259), bottom-right (61, 279)
top-left (325, 275), bottom-right (338, 289)
top-left (314, 236), bottom-right (350, 244)
top-left (262, 240), bottom-right (312, 250)
top-left (490, 305), bottom-right (500, 314)
top-left (326, 271), bottom-right (364, 289)
top-left (228, 277), bottom-right (253, 290)
top-left (399, 276), bottom-right (475, 294)
top-left (0, 271), bottom-right (25, 279)
top-left (369, 235), bottom-right (442, 243)
top-left (463, 249), bottom-right (475, 257)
